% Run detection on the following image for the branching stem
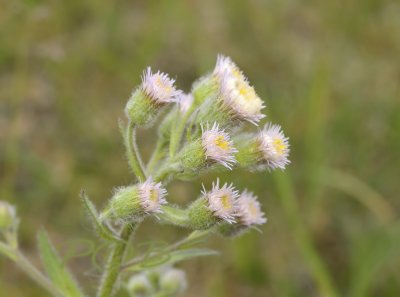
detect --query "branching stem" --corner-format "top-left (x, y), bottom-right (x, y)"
top-left (97, 223), bottom-right (136, 297)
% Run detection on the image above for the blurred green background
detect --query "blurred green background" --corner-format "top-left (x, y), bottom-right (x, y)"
top-left (1, 0), bottom-right (399, 296)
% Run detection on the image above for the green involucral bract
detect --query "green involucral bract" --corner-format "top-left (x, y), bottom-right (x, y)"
top-left (105, 186), bottom-right (143, 221)
top-left (125, 89), bottom-right (159, 126)
top-left (188, 198), bottom-right (219, 230)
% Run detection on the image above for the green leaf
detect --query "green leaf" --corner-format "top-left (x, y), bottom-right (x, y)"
top-left (80, 190), bottom-right (122, 243)
top-left (127, 248), bottom-right (218, 271)
top-left (37, 230), bottom-right (85, 297)
top-left (167, 248), bottom-right (218, 263)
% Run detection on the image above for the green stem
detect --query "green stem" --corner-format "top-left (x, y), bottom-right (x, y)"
top-left (16, 252), bottom-right (66, 297)
top-left (273, 170), bottom-right (338, 297)
top-left (147, 139), bottom-right (167, 174)
top-left (153, 161), bottom-right (181, 182)
top-left (158, 205), bottom-right (190, 227)
top-left (169, 106), bottom-right (195, 158)
top-left (97, 224), bottom-right (136, 297)
top-left (125, 122), bottom-right (146, 181)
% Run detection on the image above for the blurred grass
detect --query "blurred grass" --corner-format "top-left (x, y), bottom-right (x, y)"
top-left (1, 0), bottom-right (399, 296)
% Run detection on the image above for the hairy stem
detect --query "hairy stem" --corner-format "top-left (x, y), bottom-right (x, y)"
top-left (158, 205), bottom-right (190, 227)
top-left (97, 223), bottom-right (136, 297)
top-left (147, 139), bottom-right (167, 174)
top-left (125, 122), bottom-right (146, 181)
top-left (16, 252), bottom-right (66, 297)
top-left (169, 105), bottom-right (195, 158)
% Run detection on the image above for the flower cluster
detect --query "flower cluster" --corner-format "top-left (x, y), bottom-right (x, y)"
top-left (105, 55), bottom-right (290, 230)
top-left (96, 55), bottom-right (291, 295)
top-left (0, 55), bottom-right (291, 297)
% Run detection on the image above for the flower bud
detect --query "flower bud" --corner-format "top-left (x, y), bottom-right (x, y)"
top-left (159, 268), bottom-right (187, 296)
top-left (218, 190), bottom-right (267, 237)
top-left (125, 67), bottom-right (180, 126)
top-left (188, 180), bottom-right (239, 230)
top-left (178, 93), bottom-right (194, 115)
top-left (0, 201), bottom-right (16, 230)
top-left (126, 274), bottom-right (153, 297)
top-left (236, 123), bottom-right (290, 171)
top-left (103, 179), bottom-right (167, 222)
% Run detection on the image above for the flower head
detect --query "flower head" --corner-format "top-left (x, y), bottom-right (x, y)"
top-left (236, 191), bottom-right (267, 226)
top-left (258, 123), bottom-right (290, 170)
top-left (214, 55), bottom-right (246, 82)
top-left (141, 67), bottom-right (180, 104)
top-left (214, 55), bottom-right (265, 125)
top-left (202, 179), bottom-right (240, 223)
top-left (138, 178), bottom-right (168, 213)
top-left (201, 123), bottom-right (238, 169)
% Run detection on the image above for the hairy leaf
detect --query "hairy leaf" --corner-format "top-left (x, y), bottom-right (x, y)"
top-left (80, 190), bottom-right (122, 243)
top-left (127, 248), bottom-right (218, 271)
top-left (37, 230), bottom-right (85, 297)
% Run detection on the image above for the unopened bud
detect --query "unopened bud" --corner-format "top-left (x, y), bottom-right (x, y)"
top-left (159, 268), bottom-right (187, 296)
top-left (0, 201), bottom-right (16, 230)
top-left (126, 274), bottom-right (153, 297)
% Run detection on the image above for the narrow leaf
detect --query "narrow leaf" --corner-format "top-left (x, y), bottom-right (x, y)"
top-left (37, 230), bottom-right (85, 297)
top-left (80, 190), bottom-right (122, 243)
top-left (127, 248), bottom-right (218, 271)
top-left (167, 248), bottom-right (219, 264)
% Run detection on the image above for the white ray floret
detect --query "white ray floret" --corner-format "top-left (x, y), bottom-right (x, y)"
top-left (214, 55), bottom-right (246, 81)
top-left (213, 55), bottom-right (266, 125)
top-left (236, 191), bottom-right (267, 226)
top-left (258, 123), bottom-right (290, 170)
top-left (178, 93), bottom-right (194, 114)
top-left (201, 122), bottom-right (238, 169)
top-left (138, 178), bottom-right (167, 213)
top-left (141, 67), bottom-right (180, 103)
top-left (202, 179), bottom-right (240, 223)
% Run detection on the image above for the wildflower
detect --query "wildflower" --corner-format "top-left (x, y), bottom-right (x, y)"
top-left (236, 191), bottom-right (267, 226)
top-left (141, 67), bottom-right (180, 104)
top-left (215, 56), bottom-right (265, 125)
top-left (125, 67), bottom-right (180, 125)
top-left (201, 123), bottom-right (237, 169)
top-left (258, 123), bottom-right (290, 170)
top-left (178, 93), bottom-right (194, 114)
top-left (170, 123), bottom-right (237, 180)
top-left (204, 180), bottom-right (239, 223)
top-left (137, 178), bottom-right (168, 214)
top-left (104, 178), bottom-right (168, 221)
top-left (195, 55), bottom-right (265, 126)
top-left (235, 122), bottom-right (290, 171)
top-left (188, 180), bottom-right (239, 230)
